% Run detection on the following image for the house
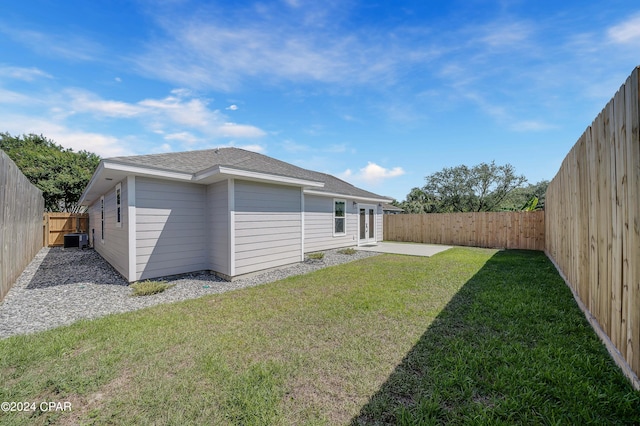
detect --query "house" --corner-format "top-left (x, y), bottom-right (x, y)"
top-left (381, 203), bottom-right (404, 214)
top-left (79, 147), bottom-right (393, 282)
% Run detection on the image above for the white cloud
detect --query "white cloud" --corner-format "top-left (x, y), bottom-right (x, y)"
top-left (234, 143), bottom-right (266, 153)
top-left (1, 26), bottom-right (103, 61)
top-left (510, 120), bottom-right (556, 132)
top-left (211, 142), bottom-right (266, 153)
top-left (67, 89), bottom-right (144, 118)
top-left (0, 83), bottom-right (267, 158)
top-left (164, 131), bottom-right (199, 144)
top-left (342, 162), bottom-right (405, 184)
top-left (0, 66), bottom-right (52, 81)
top-left (60, 88), bottom-right (266, 140)
top-left (0, 88), bottom-right (33, 104)
top-left (0, 114), bottom-right (132, 157)
top-left (152, 143), bottom-right (173, 153)
top-left (51, 130), bottom-right (130, 158)
top-left (325, 143), bottom-right (347, 153)
top-left (133, 4), bottom-right (439, 91)
top-left (219, 122), bottom-right (266, 138)
top-left (608, 13), bottom-right (640, 44)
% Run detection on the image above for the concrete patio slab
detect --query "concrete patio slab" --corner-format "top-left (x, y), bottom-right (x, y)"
top-left (355, 242), bottom-right (453, 257)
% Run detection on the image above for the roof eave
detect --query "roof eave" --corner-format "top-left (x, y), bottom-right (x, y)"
top-left (303, 189), bottom-right (393, 203)
top-left (196, 166), bottom-right (325, 188)
top-left (80, 160), bottom-right (327, 206)
top-left (79, 160), bottom-right (194, 207)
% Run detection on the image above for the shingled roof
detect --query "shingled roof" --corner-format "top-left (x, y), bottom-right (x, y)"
top-left (107, 147), bottom-right (390, 200)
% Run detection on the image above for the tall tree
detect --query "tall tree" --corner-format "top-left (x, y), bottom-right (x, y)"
top-left (400, 161), bottom-right (527, 213)
top-left (500, 180), bottom-right (549, 211)
top-left (0, 133), bottom-right (100, 212)
top-left (400, 187), bottom-right (439, 213)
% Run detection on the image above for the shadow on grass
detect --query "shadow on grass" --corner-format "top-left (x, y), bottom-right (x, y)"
top-left (352, 250), bottom-right (640, 425)
top-left (25, 247), bottom-right (127, 289)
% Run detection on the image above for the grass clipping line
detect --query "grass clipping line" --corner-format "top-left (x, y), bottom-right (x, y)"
top-left (130, 280), bottom-right (175, 297)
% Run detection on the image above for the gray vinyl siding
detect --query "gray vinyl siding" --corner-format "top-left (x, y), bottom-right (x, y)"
top-left (89, 179), bottom-right (129, 279)
top-left (304, 195), bottom-right (358, 252)
top-left (234, 181), bottom-right (302, 275)
top-left (207, 180), bottom-right (229, 276)
top-left (135, 177), bottom-right (207, 280)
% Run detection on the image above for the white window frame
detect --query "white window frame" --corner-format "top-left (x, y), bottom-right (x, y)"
top-left (333, 199), bottom-right (346, 236)
top-left (115, 183), bottom-right (122, 228)
top-left (100, 195), bottom-right (105, 243)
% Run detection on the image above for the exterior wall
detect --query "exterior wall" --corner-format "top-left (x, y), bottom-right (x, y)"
top-left (135, 177), bottom-right (207, 280)
top-left (304, 195), bottom-right (358, 252)
top-left (233, 180), bottom-right (302, 275)
top-left (86, 174), bottom-right (384, 281)
top-left (376, 204), bottom-right (383, 242)
top-left (207, 180), bottom-right (230, 276)
top-left (89, 179), bottom-right (129, 279)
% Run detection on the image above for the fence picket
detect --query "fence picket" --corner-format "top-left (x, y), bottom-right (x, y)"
top-left (44, 213), bottom-right (90, 247)
top-left (546, 66), bottom-right (640, 387)
top-left (384, 211), bottom-right (545, 251)
top-left (0, 150), bottom-right (44, 301)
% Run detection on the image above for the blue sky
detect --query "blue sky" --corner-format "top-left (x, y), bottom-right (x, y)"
top-left (1, 1), bottom-right (638, 200)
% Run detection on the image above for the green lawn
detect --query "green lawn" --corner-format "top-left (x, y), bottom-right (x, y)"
top-left (0, 248), bottom-right (638, 425)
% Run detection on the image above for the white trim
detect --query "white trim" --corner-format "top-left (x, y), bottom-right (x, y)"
top-left (80, 160), bottom-right (327, 207)
top-left (197, 166), bottom-right (325, 188)
top-left (333, 198), bottom-right (347, 237)
top-left (228, 178), bottom-right (235, 277)
top-left (357, 203), bottom-right (377, 246)
top-left (115, 183), bottom-right (122, 228)
top-left (102, 161), bottom-right (325, 188)
top-left (304, 189), bottom-right (392, 204)
top-left (100, 195), bottom-right (105, 244)
top-left (127, 176), bottom-right (136, 282)
top-left (300, 189), bottom-right (305, 260)
top-left (104, 161), bottom-right (193, 181)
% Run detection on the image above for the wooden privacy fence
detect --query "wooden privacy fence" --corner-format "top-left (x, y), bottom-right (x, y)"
top-left (0, 150), bottom-right (44, 302)
top-left (545, 66), bottom-right (640, 388)
top-left (384, 211), bottom-right (545, 251)
top-left (44, 213), bottom-right (89, 247)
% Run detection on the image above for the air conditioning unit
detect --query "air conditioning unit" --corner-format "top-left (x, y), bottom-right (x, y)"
top-left (64, 233), bottom-right (88, 249)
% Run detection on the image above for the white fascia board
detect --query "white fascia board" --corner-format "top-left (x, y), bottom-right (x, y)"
top-left (303, 189), bottom-right (393, 204)
top-left (201, 166), bottom-right (325, 188)
top-left (193, 165), bottom-right (222, 181)
top-left (104, 161), bottom-right (193, 181)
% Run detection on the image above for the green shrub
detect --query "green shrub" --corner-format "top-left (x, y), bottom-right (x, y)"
top-left (338, 248), bottom-right (357, 255)
top-left (130, 280), bottom-right (175, 297)
top-left (306, 252), bottom-right (324, 260)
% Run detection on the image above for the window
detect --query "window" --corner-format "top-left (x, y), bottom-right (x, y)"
top-left (100, 196), bottom-right (105, 243)
top-left (334, 199), bottom-right (346, 235)
top-left (115, 183), bottom-right (122, 227)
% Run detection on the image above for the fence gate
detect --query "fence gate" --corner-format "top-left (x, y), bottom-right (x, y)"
top-left (43, 213), bottom-right (90, 247)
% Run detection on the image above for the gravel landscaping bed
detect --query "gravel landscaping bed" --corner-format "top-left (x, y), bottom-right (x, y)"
top-left (0, 247), bottom-right (380, 339)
